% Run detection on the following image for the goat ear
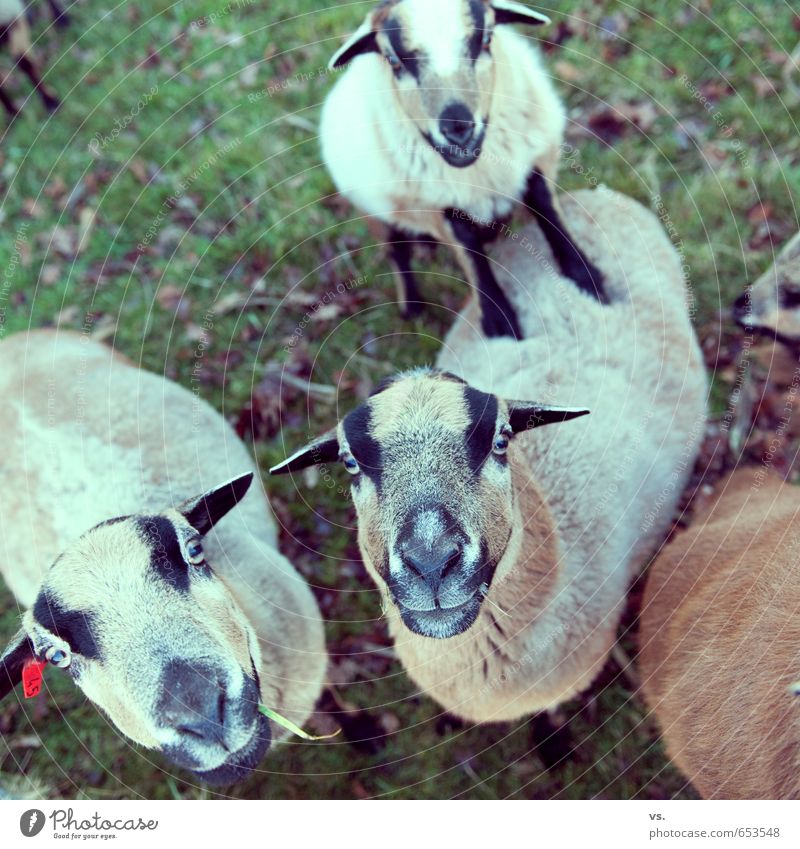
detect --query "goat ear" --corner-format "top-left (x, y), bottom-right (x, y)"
top-left (270, 430), bottom-right (340, 475)
top-left (508, 402), bottom-right (589, 434)
top-left (0, 629), bottom-right (36, 702)
top-left (329, 18), bottom-right (379, 70)
top-left (491, 1), bottom-right (550, 27)
top-left (179, 473), bottom-right (255, 535)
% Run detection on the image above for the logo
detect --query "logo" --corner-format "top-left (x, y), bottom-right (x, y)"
top-left (20, 810), bottom-right (46, 838)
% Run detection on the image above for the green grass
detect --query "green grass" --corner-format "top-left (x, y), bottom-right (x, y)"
top-left (1, 0), bottom-right (798, 799)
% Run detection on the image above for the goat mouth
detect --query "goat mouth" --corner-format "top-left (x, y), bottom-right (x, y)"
top-left (398, 595), bottom-right (483, 639)
top-left (422, 125), bottom-right (487, 168)
top-left (189, 711), bottom-right (272, 787)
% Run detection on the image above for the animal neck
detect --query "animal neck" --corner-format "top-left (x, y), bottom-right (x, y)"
top-left (482, 454), bottom-right (561, 624)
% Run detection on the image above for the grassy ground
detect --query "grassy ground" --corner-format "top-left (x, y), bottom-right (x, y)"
top-left (0, 0), bottom-right (798, 799)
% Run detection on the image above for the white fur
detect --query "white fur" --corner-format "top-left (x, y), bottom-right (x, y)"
top-left (0, 0), bottom-right (23, 24)
top-left (321, 25), bottom-right (565, 228)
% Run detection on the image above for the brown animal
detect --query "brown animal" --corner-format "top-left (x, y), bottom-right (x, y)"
top-left (639, 466), bottom-right (800, 799)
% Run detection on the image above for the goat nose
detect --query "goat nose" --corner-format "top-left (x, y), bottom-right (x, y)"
top-left (439, 103), bottom-right (476, 147)
top-left (403, 537), bottom-right (463, 593)
top-left (158, 661), bottom-right (228, 747)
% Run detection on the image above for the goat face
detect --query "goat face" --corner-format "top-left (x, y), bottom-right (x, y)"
top-left (330, 0), bottom-right (550, 168)
top-left (272, 371), bottom-right (587, 640)
top-left (0, 474), bottom-right (271, 786)
top-left (733, 235), bottom-right (800, 346)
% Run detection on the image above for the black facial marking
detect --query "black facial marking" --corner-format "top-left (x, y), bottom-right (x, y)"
top-left (371, 375), bottom-right (399, 397)
top-left (137, 516), bottom-right (191, 592)
top-left (343, 405), bottom-right (383, 488)
top-left (33, 592), bottom-right (102, 661)
top-left (780, 287), bottom-right (800, 309)
top-left (468, 0), bottom-right (486, 60)
top-left (464, 387), bottom-right (500, 474)
top-left (384, 17), bottom-right (421, 79)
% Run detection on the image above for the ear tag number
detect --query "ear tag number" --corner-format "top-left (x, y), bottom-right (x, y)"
top-left (22, 659), bottom-right (46, 699)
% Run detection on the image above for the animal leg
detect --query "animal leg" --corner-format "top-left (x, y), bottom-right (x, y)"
top-left (47, 0), bottom-right (72, 28)
top-left (530, 710), bottom-right (574, 770)
top-left (388, 227), bottom-right (424, 319)
top-left (445, 209), bottom-right (522, 339)
top-left (523, 170), bottom-right (607, 303)
top-left (0, 82), bottom-right (19, 117)
top-left (17, 54), bottom-right (60, 112)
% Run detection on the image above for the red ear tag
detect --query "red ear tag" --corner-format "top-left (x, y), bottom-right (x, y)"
top-left (22, 659), bottom-right (46, 699)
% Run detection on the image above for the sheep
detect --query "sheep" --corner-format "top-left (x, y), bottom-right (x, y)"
top-left (272, 186), bottom-right (706, 729)
top-left (639, 466), bottom-right (800, 799)
top-left (733, 230), bottom-right (800, 347)
top-left (0, 0), bottom-right (61, 116)
top-left (320, 0), bottom-right (605, 340)
top-left (0, 330), bottom-right (327, 786)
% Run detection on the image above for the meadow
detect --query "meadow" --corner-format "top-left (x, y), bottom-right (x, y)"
top-left (0, 0), bottom-right (798, 799)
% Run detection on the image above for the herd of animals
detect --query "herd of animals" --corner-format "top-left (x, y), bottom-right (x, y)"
top-left (0, 0), bottom-right (798, 800)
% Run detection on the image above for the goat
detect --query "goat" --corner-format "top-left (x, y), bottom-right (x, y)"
top-left (273, 187), bottom-right (706, 726)
top-left (0, 330), bottom-right (327, 786)
top-left (0, 0), bottom-right (60, 116)
top-left (639, 466), bottom-right (800, 799)
top-left (733, 231), bottom-right (800, 348)
top-left (320, 0), bottom-right (605, 340)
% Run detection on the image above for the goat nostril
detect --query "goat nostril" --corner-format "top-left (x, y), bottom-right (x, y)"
top-left (442, 549), bottom-right (462, 580)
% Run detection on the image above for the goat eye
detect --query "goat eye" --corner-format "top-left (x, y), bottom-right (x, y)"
top-left (186, 538), bottom-right (205, 566)
top-left (46, 647), bottom-right (71, 668)
top-left (482, 30), bottom-right (493, 49)
top-left (342, 451), bottom-right (361, 475)
top-left (493, 426), bottom-right (512, 456)
top-left (386, 52), bottom-right (401, 69)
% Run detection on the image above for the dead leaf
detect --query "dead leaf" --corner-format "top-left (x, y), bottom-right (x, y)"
top-left (156, 284), bottom-right (191, 320)
top-left (76, 207), bottom-right (97, 256)
top-left (40, 264), bottom-right (61, 287)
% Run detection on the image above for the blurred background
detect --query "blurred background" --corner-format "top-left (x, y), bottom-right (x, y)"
top-left (0, 0), bottom-right (798, 799)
